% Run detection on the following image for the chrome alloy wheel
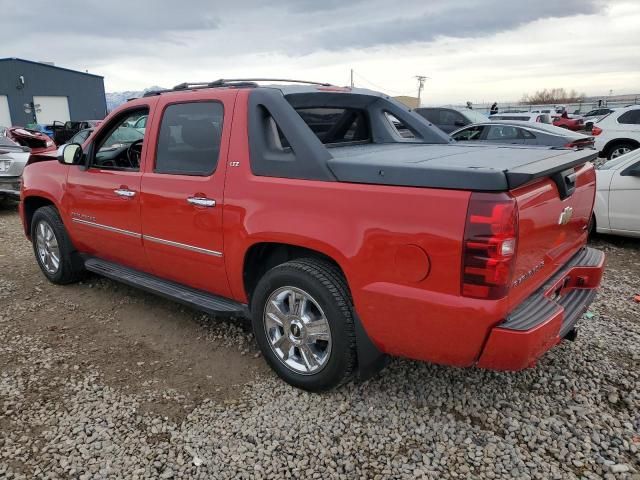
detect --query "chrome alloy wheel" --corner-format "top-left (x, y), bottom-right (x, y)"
top-left (263, 286), bottom-right (332, 375)
top-left (610, 146), bottom-right (631, 159)
top-left (35, 220), bottom-right (60, 274)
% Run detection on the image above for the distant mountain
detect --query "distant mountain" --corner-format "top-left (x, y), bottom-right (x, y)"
top-left (105, 86), bottom-right (166, 112)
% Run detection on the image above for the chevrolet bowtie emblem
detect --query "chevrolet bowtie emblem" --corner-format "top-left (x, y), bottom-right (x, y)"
top-left (558, 206), bottom-right (574, 225)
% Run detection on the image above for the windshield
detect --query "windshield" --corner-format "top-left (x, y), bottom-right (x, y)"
top-left (463, 109), bottom-right (489, 123)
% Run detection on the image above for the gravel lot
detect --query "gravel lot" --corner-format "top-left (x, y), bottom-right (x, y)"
top-left (1, 201), bottom-right (639, 479)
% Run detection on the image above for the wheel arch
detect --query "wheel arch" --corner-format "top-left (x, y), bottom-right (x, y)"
top-left (603, 138), bottom-right (640, 156)
top-left (242, 241), bottom-right (349, 304)
top-left (22, 194), bottom-right (57, 238)
top-left (241, 241), bottom-right (387, 380)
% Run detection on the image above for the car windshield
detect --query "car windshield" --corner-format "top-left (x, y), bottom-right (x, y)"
top-left (463, 110), bottom-right (489, 123)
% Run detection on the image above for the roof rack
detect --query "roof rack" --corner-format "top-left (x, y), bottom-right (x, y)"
top-left (143, 78), bottom-right (334, 97)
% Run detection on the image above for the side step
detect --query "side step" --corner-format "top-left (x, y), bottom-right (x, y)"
top-left (84, 257), bottom-right (248, 317)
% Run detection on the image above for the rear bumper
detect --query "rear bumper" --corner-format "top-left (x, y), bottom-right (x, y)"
top-left (0, 176), bottom-right (21, 200)
top-left (477, 247), bottom-right (605, 370)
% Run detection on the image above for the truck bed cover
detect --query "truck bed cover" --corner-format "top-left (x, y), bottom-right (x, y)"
top-left (327, 143), bottom-right (597, 191)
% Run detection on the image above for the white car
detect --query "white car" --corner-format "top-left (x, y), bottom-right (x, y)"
top-left (593, 149), bottom-right (640, 237)
top-left (592, 105), bottom-right (640, 160)
top-left (581, 107), bottom-right (616, 130)
top-left (488, 113), bottom-right (552, 124)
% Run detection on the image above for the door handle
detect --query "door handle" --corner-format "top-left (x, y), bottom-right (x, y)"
top-left (187, 196), bottom-right (216, 207)
top-left (114, 188), bottom-right (136, 198)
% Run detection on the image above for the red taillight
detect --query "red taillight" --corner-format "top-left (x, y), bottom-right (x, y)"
top-left (461, 193), bottom-right (518, 299)
top-left (592, 126), bottom-right (602, 136)
top-left (564, 138), bottom-right (594, 149)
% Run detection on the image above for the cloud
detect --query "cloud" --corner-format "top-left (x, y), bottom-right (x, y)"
top-left (0, 0), bottom-right (636, 103)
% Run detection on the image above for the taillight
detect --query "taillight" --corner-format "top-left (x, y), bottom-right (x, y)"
top-left (461, 192), bottom-right (518, 299)
top-left (564, 138), bottom-right (594, 149)
top-left (592, 126), bottom-right (602, 136)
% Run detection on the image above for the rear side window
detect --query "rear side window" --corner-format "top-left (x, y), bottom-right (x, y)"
top-left (155, 102), bottom-right (223, 175)
top-left (486, 125), bottom-right (521, 140)
top-left (294, 107), bottom-right (369, 145)
top-left (416, 108), bottom-right (439, 124)
top-left (618, 110), bottom-right (640, 125)
top-left (439, 109), bottom-right (465, 126)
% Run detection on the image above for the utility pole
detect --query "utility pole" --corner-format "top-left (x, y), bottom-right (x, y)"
top-left (350, 69), bottom-right (354, 88)
top-left (415, 75), bottom-right (429, 107)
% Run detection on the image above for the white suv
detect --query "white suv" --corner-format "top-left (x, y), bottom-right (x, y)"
top-left (593, 106), bottom-right (640, 160)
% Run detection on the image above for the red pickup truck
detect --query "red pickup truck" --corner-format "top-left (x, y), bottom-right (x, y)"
top-left (20, 79), bottom-right (605, 391)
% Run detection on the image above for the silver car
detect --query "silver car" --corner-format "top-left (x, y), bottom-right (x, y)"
top-left (0, 132), bottom-right (30, 202)
top-left (450, 121), bottom-right (595, 149)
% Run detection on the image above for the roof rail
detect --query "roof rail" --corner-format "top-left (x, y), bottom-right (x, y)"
top-left (143, 78), bottom-right (333, 97)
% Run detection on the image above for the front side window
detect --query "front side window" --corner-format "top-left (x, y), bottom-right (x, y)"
top-left (70, 129), bottom-right (91, 145)
top-left (92, 108), bottom-right (148, 171)
top-left (155, 102), bottom-right (224, 176)
top-left (452, 125), bottom-right (484, 141)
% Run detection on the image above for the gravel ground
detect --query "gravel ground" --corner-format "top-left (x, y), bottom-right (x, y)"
top-left (0, 201), bottom-right (639, 479)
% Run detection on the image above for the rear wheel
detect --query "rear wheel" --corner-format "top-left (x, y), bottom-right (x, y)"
top-left (31, 206), bottom-right (84, 284)
top-left (251, 258), bottom-right (356, 391)
top-left (607, 142), bottom-right (636, 160)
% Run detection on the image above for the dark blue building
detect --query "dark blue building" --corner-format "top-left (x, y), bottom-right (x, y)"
top-left (0, 58), bottom-right (107, 127)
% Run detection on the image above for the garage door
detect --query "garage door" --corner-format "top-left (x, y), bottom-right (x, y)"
top-left (0, 96), bottom-right (11, 127)
top-left (33, 96), bottom-right (70, 125)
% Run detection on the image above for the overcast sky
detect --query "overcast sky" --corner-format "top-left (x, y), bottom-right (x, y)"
top-left (1, 0), bottom-right (639, 104)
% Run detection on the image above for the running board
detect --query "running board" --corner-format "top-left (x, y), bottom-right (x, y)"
top-left (84, 257), bottom-right (248, 317)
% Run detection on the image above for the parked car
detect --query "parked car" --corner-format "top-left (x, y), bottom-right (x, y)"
top-left (552, 115), bottom-right (584, 131)
top-left (489, 113), bottom-right (552, 124)
top-left (20, 80), bottom-right (604, 391)
top-left (592, 149), bottom-right (640, 237)
top-left (451, 121), bottom-right (595, 149)
top-left (0, 135), bottom-right (30, 202)
top-left (592, 105), bottom-right (640, 160)
top-left (582, 108), bottom-right (616, 131)
top-left (414, 107), bottom-right (488, 133)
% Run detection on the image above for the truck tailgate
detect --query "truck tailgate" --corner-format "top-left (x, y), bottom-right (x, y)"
top-left (508, 161), bottom-right (596, 310)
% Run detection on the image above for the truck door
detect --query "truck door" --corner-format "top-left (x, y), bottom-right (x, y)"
top-left (65, 104), bottom-right (153, 271)
top-left (139, 90), bottom-right (236, 297)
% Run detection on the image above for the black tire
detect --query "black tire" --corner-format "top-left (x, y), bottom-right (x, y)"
top-left (588, 214), bottom-right (596, 237)
top-left (250, 258), bottom-right (357, 391)
top-left (31, 206), bottom-right (84, 284)
top-left (606, 142), bottom-right (636, 161)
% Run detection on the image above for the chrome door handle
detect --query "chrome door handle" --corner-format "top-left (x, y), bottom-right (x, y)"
top-left (114, 188), bottom-right (136, 198)
top-left (187, 196), bottom-right (216, 207)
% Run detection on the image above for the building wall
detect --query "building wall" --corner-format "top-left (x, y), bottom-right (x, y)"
top-left (0, 59), bottom-right (107, 126)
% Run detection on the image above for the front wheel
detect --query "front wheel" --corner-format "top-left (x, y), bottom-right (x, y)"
top-left (31, 206), bottom-right (84, 284)
top-left (251, 258), bottom-right (357, 391)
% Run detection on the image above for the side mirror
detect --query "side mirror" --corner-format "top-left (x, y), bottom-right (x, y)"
top-left (454, 120), bottom-right (466, 127)
top-left (58, 143), bottom-right (84, 165)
